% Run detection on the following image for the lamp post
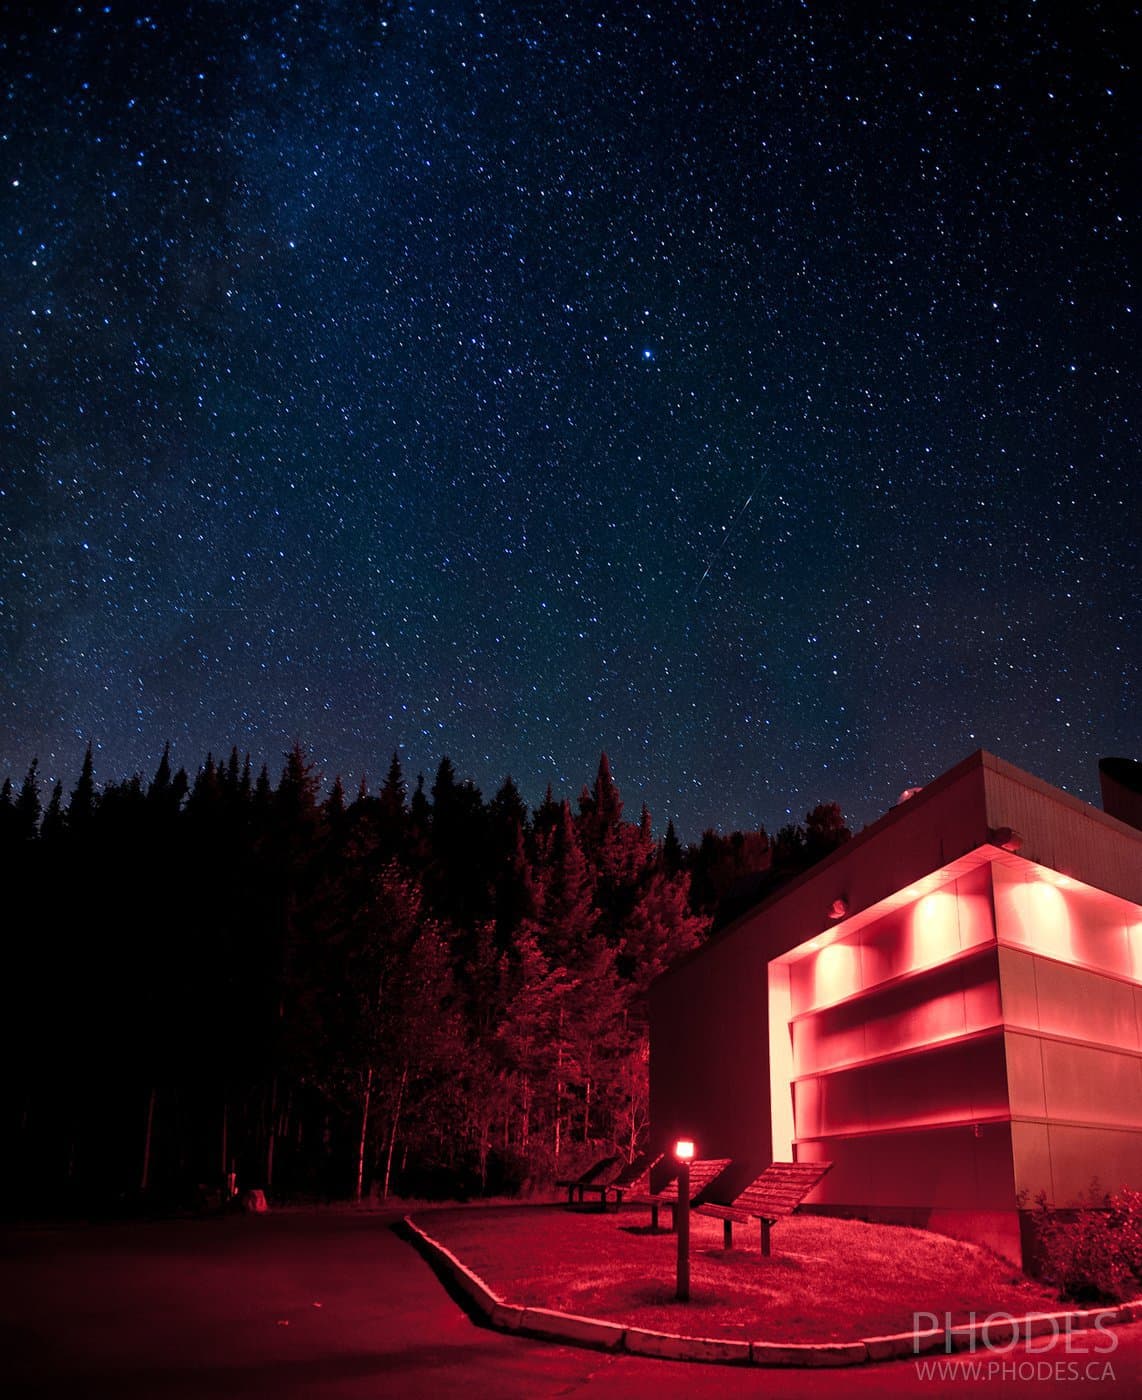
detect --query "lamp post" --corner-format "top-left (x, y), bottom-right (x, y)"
top-left (674, 1138), bottom-right (694, 1302)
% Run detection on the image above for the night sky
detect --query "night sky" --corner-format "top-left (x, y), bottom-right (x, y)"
top-left (2, 1), bottom-right (1137, 839)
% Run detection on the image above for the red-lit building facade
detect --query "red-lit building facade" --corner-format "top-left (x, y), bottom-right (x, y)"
top-left (649, 752), bottom-right (1142, 1265)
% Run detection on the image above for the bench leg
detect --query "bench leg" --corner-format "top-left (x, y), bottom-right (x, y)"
top-left (651, 1203), bottom-right (660, 1231)
top-left (760, 1219), bottom-right (772, 1257)
top-left (670, 1203), bottom-right (677, 1233)
top-left (723, 1219), bottom-right (733, 1250)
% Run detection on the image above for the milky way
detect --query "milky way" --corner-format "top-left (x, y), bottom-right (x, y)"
top-left (2, 1), bottom-right (1136, 838)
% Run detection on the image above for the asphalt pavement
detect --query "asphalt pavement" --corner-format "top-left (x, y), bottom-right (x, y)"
top-left (2, 1208), bottom-right (1139, 1398)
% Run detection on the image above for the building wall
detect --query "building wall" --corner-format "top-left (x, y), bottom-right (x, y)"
top-left (648, 752), bottom-right (1142, 1266)
top-left (648, 751), bottom-right (1001, 1191)
top-left (777, 863), bottom-right (1023, 1259)
top-left (993, 863), bottom-right (1142, 1207)
top-left (648, 919), bottom-right (773, 1196)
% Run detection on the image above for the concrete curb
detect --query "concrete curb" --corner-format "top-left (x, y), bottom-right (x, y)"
top-left (402, 1214), bottom-right (1141, 1369)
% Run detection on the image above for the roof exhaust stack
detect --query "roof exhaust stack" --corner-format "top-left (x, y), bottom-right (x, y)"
top-left (1099, 757), bottom-right (1142, 833)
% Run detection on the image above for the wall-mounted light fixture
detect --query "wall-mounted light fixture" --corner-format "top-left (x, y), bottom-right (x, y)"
top-left (827, 897), bottom-right (848, 920)
top-left (989, 827), bottom-right (1023, 852)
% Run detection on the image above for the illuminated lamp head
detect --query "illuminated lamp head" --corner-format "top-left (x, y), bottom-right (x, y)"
top-left (827, 897), bottom-right (848, 920)
top-left (674, 1139), bottom-right (696, 1162)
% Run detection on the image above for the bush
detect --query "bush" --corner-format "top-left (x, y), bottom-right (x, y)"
top-left (1025, 1182), bottom-right (1142, 1302)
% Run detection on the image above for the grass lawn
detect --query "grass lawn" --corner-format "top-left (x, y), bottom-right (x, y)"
top-left (417, 1203), bottom-right (1062, 1342)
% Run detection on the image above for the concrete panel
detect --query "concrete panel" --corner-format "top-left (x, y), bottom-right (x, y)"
top-left (1040, 1040), bottom-right (1142, 1128)
top-left (801, 1034), bottom-right (1008, 1138)
top-left (982, 752), bottom-right (1142, 906)
top-left (997, 945), bottom-right (1039, 1029)
top-left (972, 1120), bottom-right (1021, 1207)
top-left (1069, 898), bottom-right (1132, 980)
top-left (1045, 1123), bottom-right (1142, 1204)
top-left (1034, 957), bottom-right (1140, 1051)
top-left (793, 1078), bottom-right (822, 1140)
top-left (954, 863), bottom-right (997, 950)
top-left (799, 1122), bottom-right (1015, 1211)
top-left (792, 950), bottom-right (1001, 1076)
top-left (1003, 1032), bottom-right (1046, 1118)
top-left (792, 1002), bottom-right (868, 1076)
top-left (1010, 1119), bottom-right (1054, 1202)
top-left (962, 957), bottom-right (1004, 1029)
top-left (859, 908), bottom-right (909, 988)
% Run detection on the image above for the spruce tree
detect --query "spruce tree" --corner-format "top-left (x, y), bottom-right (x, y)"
top-left (0, 777), bottom-right (14, 846)
top-left (67, 743), bottom-right (97, 829)
top-left (41, 781), bottom-right (65, 841)
top-left (15, 758), bottom-right (41, 840)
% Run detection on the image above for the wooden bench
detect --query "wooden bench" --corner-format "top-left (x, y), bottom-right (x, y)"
top-left (696, 1160), bottom-right (833, 1255)
top-left (556, 1154), bottom-right (620, 1205)
top-left (579, 1152), bottom-right (664, 1211)
top-left (629, 1157), bottom-right (731, 1230)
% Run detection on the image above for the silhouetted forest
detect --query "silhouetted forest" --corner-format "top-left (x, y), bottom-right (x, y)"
top-left (0, 744), bottom-right (850, 1211)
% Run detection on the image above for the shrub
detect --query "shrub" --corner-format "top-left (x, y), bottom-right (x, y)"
top-left (1025, 1182), bottom-right (1142, 1302)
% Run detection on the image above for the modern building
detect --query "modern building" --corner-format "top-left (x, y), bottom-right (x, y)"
top-left (649, 752), bottom-right (1142, 1265)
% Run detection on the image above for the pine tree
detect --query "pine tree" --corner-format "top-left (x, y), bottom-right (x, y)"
top-left (67, 743), bottom-right (97, 829)
top-left (147, 742), bottom-right (175, 807)
top-left (41, 781), bottom-right (65, 841)
top-left (15, 758), bottom-right (42, 840)
top-left (326, 775), bottom-right (346, 823)
top-left (539, 800), bottom-right (596, 966)
top-left (377, 752), bottom-right (408, 856)
top-left (593, 752), bottom-right (623, 832)
top-left (662, 819), bottom-right (683, 874)
top-left (0, 777), bottom-right (15, 846)
top-left (380, 751), bottom-right (406, 819)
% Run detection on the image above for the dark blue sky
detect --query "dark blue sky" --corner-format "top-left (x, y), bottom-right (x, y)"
top-left (2, 1), bottom-right (1137, 838)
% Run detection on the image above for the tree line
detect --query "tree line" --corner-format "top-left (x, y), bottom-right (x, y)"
top-left (0, 744), bottom-right (849, 1211)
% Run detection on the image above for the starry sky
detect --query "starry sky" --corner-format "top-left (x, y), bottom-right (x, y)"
top-left (2, 1), bottom-right (1137, 839)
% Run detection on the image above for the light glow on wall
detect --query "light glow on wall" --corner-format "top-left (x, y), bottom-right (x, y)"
top-left (907, 891), bottom-right (960, 972)
top-left (812, 940), bottom-right (861, 1008)
top-left (1000, 873), bottom-right (1075, 963)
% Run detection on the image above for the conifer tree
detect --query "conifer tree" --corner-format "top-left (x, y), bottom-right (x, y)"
top-left (539, 800), bottom-right (596, 966)
top-left (593, 752), bottom-right (623, 832)
top-left (147, 742), bottom-right (174, 806)
top-left (380, 751), bottom-right (406, 818)
top-left (662, 818), bottom-right (683, 874)
top-left (0, 777), bottom-right (14, 846)
top-left (377, 752), bottom-right (408, 856)
top-left (41, 781), bottom-right (65, 842)
top-left (15, 758), bottom-right (41, 840)
top-left (67, 743), bottom-right (97, 829)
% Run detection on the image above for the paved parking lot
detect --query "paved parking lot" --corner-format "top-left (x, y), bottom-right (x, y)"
top-left (2, 1210), bottom-right (1139, 1398)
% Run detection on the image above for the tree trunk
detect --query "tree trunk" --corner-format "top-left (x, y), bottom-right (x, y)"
top-left (140, 1086), bottom-right (156, 1191)
top-left (521, 1075), bottom-right (530, 1151)
top-left (382, 1066), bottom-right (408, 1200)
top-left (355, 1065), bottom-right (373, 1202)
top-left (554, 1008), bottom-right (564, 1161)
top-left (266, 1077), bottom-right (278, 1188)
